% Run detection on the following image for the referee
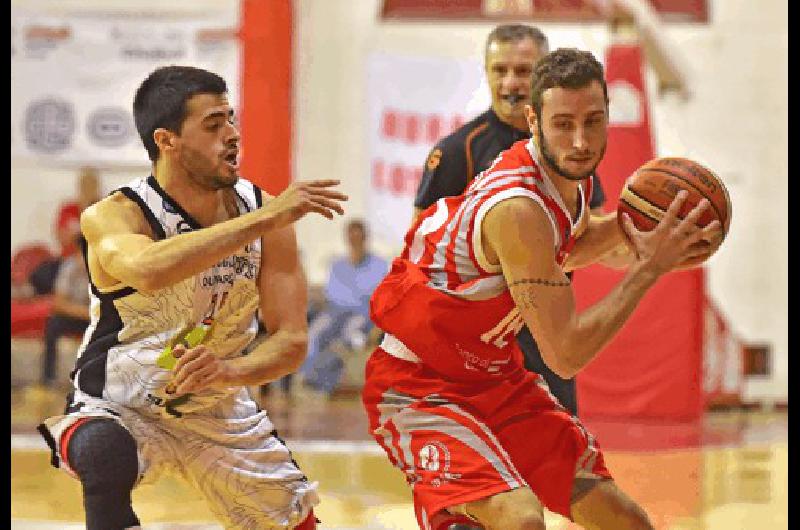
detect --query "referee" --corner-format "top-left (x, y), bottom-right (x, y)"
top-left (412, 25), bottom-right (607, 417)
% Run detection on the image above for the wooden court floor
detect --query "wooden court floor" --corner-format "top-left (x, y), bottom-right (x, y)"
top-left (10, 385), bottom-right (788, 529)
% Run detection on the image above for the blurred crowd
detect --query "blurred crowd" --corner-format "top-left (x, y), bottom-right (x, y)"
top-left (11, 167), bottom-right (100, 391)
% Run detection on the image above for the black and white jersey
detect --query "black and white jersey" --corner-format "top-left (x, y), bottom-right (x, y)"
top-left (71, 175), bottom-right (263, 416)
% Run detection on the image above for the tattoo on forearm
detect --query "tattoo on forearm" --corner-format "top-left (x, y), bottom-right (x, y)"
top-left (509, 278), bottom-right (571, 288)
top-left (514, 287), bottom-right (539, 310)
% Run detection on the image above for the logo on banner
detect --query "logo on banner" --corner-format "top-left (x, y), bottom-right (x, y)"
top-left (24, 97), bottom-right (75, 153)
top-left (23, 25), bottom-right (71, 59)
top-left (87, 107), bottom-right (134, 147)
top-left (608, 80), bottom-right (643, 127)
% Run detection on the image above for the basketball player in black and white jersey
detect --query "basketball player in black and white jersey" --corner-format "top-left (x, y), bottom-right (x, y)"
top-left (37, 66), bottom-right (347, 530)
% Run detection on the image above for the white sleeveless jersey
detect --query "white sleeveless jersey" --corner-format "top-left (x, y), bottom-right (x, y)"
top-left (70, 175), bottom-right (263, 417)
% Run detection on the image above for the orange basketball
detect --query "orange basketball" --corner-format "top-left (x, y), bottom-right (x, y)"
top-left (617, 158), bottom-right (732, 255)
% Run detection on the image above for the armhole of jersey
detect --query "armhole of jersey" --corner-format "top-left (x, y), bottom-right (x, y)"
top-left (252, 182), bottom-right (264, 207)
top-left (117, 187), bottom-right (166, 240)
top-left (471, 188), bottom-right (561, 274)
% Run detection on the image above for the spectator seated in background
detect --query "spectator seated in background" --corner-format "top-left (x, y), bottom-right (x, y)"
top-left (40, 236), bottom-right (92, 388)
top-left (11, 243), bottom-right (57, 338)
top-left (29, 166), bottom-right (103, 298)
top-left (299, 219), bottom-right (388, 397)
top-left (57, 166), bottom-right (102, 259)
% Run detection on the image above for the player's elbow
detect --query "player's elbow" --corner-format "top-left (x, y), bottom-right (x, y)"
top-left (284, 331), bottom-right (309, 370)
top-left (540, 348), bottom-right (579, 380)
top-left (122, 268), bottom-right (171, 292)
top-left (99, 247), bottom-right (164, 292)
top-left (550, 361), bottom-right (578, 380)
top-left (128, 275), bottom-right (161, 292)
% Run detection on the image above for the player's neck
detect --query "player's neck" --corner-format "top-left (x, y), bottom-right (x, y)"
top-left (536, 156), bottom-right (581, 218)
top-left (153, 161), bottom-right (224, 226)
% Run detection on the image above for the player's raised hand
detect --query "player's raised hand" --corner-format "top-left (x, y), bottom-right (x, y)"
top-left (621, 191), bottom-right (722, 276)
top-left (262, 180), bottom-right (348, 229)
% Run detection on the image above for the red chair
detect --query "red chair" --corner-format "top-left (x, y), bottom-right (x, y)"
top-left (11, 242), bottom-right (53, 285)
top-left (11, 242), bottom-right (56, 338)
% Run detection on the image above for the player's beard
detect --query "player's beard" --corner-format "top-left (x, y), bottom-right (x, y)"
top-left (199, 171), bottom-right (238, 191)
top-left (537, 121), bottom-right (605, 182)
top-left (180, 148), bottom-right (238, 190)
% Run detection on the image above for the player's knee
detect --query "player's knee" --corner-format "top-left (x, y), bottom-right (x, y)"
top-left (622, 505), bottom-right (655, 530)
top-left (481, 506), bottom-right (544, 530)
top-left (610, 497), bottom-right (654, 530)
top-left (513, 512), bottom-right (546, 530)
top-left (66, 418), bottom-right (139, 494)
top-left (464, 487), bottom-right (545, 530)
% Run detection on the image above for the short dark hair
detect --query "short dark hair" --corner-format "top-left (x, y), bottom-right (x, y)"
top-left (530, 48), bottom-right (608, 117)
top-left (485, 24), bottom-right (549, 60)
top-left (133, 65), bottom-right (227, 162)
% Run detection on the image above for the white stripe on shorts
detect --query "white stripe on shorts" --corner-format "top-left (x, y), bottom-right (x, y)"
top-left (387, 403), bottom-right (524, 490)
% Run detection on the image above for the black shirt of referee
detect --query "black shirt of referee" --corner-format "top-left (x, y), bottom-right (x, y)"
top-left (413, 107), bottom-right (606, 417)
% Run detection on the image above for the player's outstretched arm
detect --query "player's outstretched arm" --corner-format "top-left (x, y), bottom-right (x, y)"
top-left (483, 191), bottom-right (716, 379)
top-left (82, 180), bottom-right (347, 292)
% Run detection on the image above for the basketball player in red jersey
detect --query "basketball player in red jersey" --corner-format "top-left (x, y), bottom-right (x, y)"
top-left (363, 48), bottom-right (723, 530)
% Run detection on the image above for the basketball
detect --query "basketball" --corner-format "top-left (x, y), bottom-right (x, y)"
top-left (618, 158), bottom-right (732, 252)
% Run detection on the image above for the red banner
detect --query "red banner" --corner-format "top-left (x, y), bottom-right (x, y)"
top-left (572, 43), bottom-right (706, 421)
top-left (240, 0), bottom-right (292, 194)
top-left (380, 0), bottom-right (709, 23)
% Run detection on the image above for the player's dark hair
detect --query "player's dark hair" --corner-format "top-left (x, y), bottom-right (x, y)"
top-left (485, 24), bottom-right (549, 60)
top-left (530, 48), bottom-right (608, 117)
top-left (133, 65), bottom-right (227, 162)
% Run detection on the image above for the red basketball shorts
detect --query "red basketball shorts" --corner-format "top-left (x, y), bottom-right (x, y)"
top-left (363, 348), bottom-right (611, 529)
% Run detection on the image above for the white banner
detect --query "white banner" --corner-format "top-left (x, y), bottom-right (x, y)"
top-left (11, 11), bottom-right (240, 167)
top-left (365, 53), bottom-right (491, 248)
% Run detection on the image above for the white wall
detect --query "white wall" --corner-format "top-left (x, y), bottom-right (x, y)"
top-left (10, 0), bottom-right (240, 255)
top-left (11, 0), bottom-right (787, 401)
top-left (293, 0), bottom-right (787, 401)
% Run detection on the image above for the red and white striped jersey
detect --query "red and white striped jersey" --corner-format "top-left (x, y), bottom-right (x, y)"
top-left (368, 139), bottom-right (593, 383)
top-left (402, 138), bottom-right (592, 300)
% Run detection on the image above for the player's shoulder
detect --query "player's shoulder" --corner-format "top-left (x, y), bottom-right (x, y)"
top-left (80, 190), bottom-right (148, 237)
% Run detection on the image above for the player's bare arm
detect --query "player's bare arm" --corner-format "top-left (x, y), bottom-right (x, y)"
top-left (483, 191), bottom-right (718, 379)
top-left (169, 221), bottom-right (309, 394)
top-left (82, 180), bottom-right (347, 292)
top-left (170, 188), bottom-right (312, 393)
top-left (564, 205), bottom-right (724, 273)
